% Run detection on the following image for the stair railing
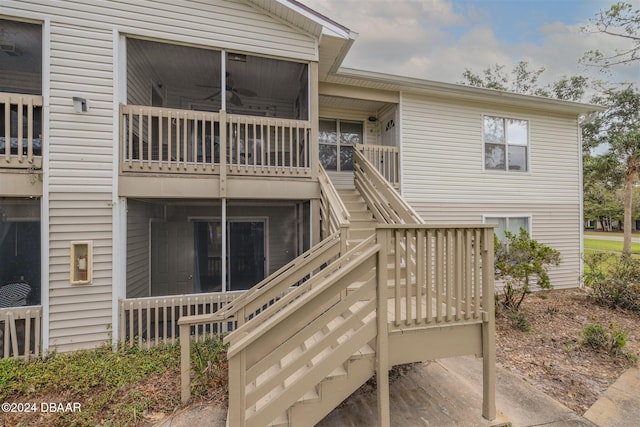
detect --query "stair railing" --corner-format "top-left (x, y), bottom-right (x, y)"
top-left (319, 165), bottom-right (350, 253)
top-left (225, 235), bottom-right (380, 427)
top-left (179, 171), bottom-right (352, 403)
top-left (353, 148), bottom-right (423, 225)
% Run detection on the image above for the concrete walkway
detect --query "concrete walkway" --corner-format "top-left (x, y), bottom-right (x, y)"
top-left (156, 357), bottom-right (639, 426)
top-left (584, 367), bottom-right (640, 427)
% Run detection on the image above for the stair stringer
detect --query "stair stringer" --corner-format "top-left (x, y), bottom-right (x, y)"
top-left (287, 348), bottom-right (376, 427)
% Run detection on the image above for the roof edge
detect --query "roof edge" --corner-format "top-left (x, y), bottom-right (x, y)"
top-left (334, 67), bottom-right (605, 115)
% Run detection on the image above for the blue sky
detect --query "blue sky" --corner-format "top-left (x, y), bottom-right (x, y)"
top-left (303, 0), bottom-right (639, 92)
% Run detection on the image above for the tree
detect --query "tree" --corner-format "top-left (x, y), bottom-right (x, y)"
top-left (582, 2), bottom-right (640, 68)
top-left (583, 154), bottom-right (625, 230)
top-left (494, 229), bottom-right (562, 311)
top-left (583, 85), bottom-right (640, 255)
top-left (460, 60), bottom-right (588, 101)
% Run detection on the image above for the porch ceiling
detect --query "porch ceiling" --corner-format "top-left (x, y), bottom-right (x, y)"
top-left (319, 94), bottom-right (388, 112)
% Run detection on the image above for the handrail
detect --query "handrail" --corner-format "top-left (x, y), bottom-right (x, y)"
top-left (318, 165), bottom-right (350, 252)
top-left (355, 143), bottom-right (399, 188)
top-left (353, 148), bottom-right (424, 225)
top-left (225, 239), bottom-right (380, 426)
top-left (177, 232), bottom-right (342, 329)
top-left (224, 234), bottom-right (377, 348)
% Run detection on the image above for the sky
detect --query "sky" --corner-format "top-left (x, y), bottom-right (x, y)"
top-left (301, 0), bottom-right (640, 95)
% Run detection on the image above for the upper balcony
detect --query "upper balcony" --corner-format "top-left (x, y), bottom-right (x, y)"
top-left (119, 37), bottom-right (315, 199)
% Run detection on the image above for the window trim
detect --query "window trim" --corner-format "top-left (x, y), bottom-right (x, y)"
top-left (482, 115), bottom-right (530, 173)
top-left (483, 214), bottom-right (532, 240)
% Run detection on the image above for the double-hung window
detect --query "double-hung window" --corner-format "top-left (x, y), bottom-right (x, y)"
top-left (483, 116), bottom-right (528, 172)
top-left (319, 119), bottom-right (363, 171)
top-left (484, 216), bottom-right (530, 241)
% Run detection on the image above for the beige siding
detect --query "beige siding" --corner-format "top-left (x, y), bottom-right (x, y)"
top-left (46, 22), bottom-right (115, 352)
top-left (400, 93), bottom-right (582, 289)
top-left (2, 0), bottom-right (319, 352)
top-left (4, 0), bottom-right (317, 61)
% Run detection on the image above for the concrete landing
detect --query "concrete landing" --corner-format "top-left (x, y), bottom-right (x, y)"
top-left (584, 367), bottom-right (640, 427)
top-left (155, 357), bottom-right (640, 427)
top-left (317, 356), bottom-right (597, 427)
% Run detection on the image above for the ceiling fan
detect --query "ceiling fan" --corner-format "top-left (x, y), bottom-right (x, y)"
top-left (200, 72), bottom-right (257, 106)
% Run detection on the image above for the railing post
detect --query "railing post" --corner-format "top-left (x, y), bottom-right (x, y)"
top-left (375, 228), bottom-right (390, 427)
top-left (228, 346), bottom-right (247, 426)
top-left (481, 227), bottom-right (496, 420)
top-left (180, 323), bottom-right (191, 404)
top-left (219, 110), bottom-right (227, 197)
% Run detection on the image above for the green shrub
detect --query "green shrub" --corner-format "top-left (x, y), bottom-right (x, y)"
top-left (583, 253), bottom-right (640, 311)
top-left (509, 310), bottom-right (531, 332)
top-left (494, 229), bottom-right (562, 311)
top-left (582, 322), bottom-right (631, 357)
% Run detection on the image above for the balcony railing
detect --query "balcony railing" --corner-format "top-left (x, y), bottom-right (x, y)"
top-left (356, 143), bottom-right (399, 188)
top-left (0, 92), bottom-right (43, 169)
top-left (0, 306), bottom-right (42, 359)
top-left (120, 105), bottom-right (312, 177)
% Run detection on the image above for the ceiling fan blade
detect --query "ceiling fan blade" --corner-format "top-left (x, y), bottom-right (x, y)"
top-left (230, 92), bottom-right (243, 106)
top-left (235, 87), bottom-right (257, 97)
top-left (202, 89), bottom-right (221, 101)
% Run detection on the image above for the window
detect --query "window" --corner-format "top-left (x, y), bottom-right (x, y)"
top-left (485, 216), bottom-right (530, 241)
top-left (319, 119), bottom-right (363, 171)
top-left (483, 116), bottom-right (528, 172)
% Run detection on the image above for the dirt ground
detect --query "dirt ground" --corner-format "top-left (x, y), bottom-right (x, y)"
top-left (495, 287), bottom-right (640, 415)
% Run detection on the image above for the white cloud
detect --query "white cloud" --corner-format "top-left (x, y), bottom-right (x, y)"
top-left (302, 0), bottom-right (639, 96)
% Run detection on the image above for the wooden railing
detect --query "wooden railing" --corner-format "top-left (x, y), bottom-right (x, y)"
top-left (177, 232), bottom-right (349, 402)
top-left (224, 237), bottom-right (379, 427)
top-left (319, 165), bottom-right (350, 253)
top-left (213, 223), bottom-right (493, 425)
top-left (356, 143), bottom-right (399, 188)
top-left (0, 306), bottom-right (42, 359)
top-left (380, 225), bottom-right (495, 328)
top-left (118, 291), bottom-right (243, 349)
top-left (0, 92), bottom-right (43, 168)
top-left (354, 148), bottom-right (423, 224)
top-left (120, 105), bottom-right (312, 177)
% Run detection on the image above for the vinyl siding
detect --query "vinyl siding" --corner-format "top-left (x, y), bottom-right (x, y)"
top-left (4, 0), bottom-right (317, 62)
top-left (2, 0), bottom-right (318, 352)
top-left (400, 93), bottom-right (582, 289)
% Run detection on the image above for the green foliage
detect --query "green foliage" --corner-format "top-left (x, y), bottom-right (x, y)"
top-left (191, 338), bottom-right (228, 399)
top-left (581, 2), bottom-right (640, 69)
top-left (583, 84), bottom-right (640, 255)
top-left (584, 253), bottom-right (640, 311)
top-left (460, 60), bottom-right (588, 101)
top-left (494, 229), bottom-right (562, 311)
top-left (0, 337), bottom-right (227, 426)
top-left (582, 322), bottom-right (634, 359)
top-left (508, 310), bottom-right (532, 332)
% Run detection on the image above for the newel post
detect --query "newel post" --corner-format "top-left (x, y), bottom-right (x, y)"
top-left (180, 323), bottom-right (191, 404)
top-left (375, 227), bottom-right (391, 427)
top-left (228, 347), bottom-right (247, 426)
top-left (481, 227), bottom-right (496, 420)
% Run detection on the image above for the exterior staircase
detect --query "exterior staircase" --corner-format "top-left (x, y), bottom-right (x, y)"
top-left (179, 151), bottom-right (496, 427)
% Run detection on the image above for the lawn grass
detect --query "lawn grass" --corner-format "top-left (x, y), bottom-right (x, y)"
top-left (584, 238), bottom-right (640, 255)
top-left (0, 338), bottom-right (227, 426)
